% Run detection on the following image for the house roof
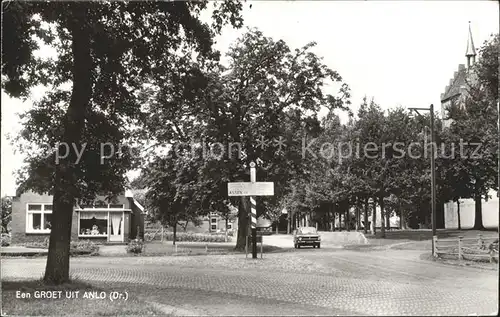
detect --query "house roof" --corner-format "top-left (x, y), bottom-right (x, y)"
top-left (125, 188), bottom-right (147, 214)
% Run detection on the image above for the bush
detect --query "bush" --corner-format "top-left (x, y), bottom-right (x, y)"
top-left (144, 231), bottom-right (232, 242)
top-left (24, 237), bottom-right (50, 249)
top-left (23, 239), bottom-right (99, 255)
top-left (127, 239), bottom-right (145, 254)
top-left (166, 232), bottom-right (231, 243)
top-left (70, 240), bottom-right (99, 256)
top-left (1, 233), bottom-right (11, 246)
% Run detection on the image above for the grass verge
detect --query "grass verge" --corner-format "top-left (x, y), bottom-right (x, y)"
top-left (1, 279), bottom-right (166, 316)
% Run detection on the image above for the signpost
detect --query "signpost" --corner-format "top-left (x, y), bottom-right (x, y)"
top-left (228, 161), bottom-right (274, 259)
top-left (228, 182), bottom-right (274, 196)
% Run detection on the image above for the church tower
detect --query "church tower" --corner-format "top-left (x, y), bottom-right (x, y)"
top-left (440, 22), bottom-right (477, 127)
top-left (465, 21), bottom-right (476, 69)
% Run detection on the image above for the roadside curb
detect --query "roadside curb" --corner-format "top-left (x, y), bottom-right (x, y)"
top-left (0, 252), bottom-right (47, 257)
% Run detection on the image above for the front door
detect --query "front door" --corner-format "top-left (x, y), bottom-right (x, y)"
top-left (109, 212), bottom-right (123, 242)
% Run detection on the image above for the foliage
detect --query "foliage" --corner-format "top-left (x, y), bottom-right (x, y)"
top-left (1, 233), bottom-right (11, 246)
top-left (70, 240), bottom-right (100, 256)
top-left (138, 28), bottom-right (352, 249)
top-left (23, 238), bottom-right (99, 255)
top-left (1, 196), bottom-right (12, 233)
top-left (126, 239), bottom-right (145, 254)
top-left (24, 237), bottom-right (50, 249)
top-left (142, 147), bottom-right (209, 237)
top-left (167, 232), bottom-right (231, 243)
top-left (2, 1), bottom-right (244, 283)
top-left (143, 231), bottom-right (231, 243)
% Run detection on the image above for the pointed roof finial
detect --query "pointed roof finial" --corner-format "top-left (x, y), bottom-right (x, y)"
top-left (466, 21), bottom-right (476, 57)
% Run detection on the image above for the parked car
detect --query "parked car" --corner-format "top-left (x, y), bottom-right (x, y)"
top-left (293, 227), bottom-right (321, 249)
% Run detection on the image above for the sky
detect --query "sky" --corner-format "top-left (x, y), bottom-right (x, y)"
top-left (1, 0), bottom-right (499, 196)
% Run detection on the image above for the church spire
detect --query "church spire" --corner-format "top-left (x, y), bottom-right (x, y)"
top-left (465, 21), bottom-right (476, 68)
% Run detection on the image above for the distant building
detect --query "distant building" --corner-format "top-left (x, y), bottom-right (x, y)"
top-left (440, 23), bottom-right (476, 128)
top-left (440, 23), bottom-right (499, 229)
top-left (158, 206), bottom-right (239, 234)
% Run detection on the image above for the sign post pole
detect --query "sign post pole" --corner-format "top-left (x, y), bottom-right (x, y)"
top-left (227, 162), bottom-right (274, 260)
top-left (250, 162), bottom-right (258, 259)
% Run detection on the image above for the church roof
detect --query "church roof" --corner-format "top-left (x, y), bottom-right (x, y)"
top-left (465, 22), bottom-right (476, 57)
top-left (441, 64), bottom-right (467, 102)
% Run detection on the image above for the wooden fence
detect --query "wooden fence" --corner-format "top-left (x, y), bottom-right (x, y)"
top-left (433, 234), bottom-right (499, 263)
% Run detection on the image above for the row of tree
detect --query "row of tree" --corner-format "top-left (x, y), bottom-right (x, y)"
top-left (133, 32), bottom-right (498, 247)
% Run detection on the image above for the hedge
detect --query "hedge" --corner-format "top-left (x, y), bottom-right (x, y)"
top-left (144, 231), bottom-right (232, 243)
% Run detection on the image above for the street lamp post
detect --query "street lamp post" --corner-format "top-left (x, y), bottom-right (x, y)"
top-left (410, 104), bottom-right (437, 256)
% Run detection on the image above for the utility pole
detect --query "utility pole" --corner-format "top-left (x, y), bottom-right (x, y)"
top-left (430, 104), bottom-right (437, 242)
top-left (409, 105), bottom-right (437, 256)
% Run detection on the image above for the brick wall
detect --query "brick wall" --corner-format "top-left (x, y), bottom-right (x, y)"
top-left (12, 191), bottom-right (59, 244)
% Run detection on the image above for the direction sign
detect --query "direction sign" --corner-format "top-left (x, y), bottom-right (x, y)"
top-left (227, 182), bottom-right (274, 196)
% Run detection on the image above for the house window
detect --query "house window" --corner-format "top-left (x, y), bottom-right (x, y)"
top-left (26, 203), bottom-right (52, 233)
top-left (211, 224), bottom-right (217, 230)
top-left (79, 212), bottom-right (108, 237)
top-left (227, 223), bottom-right (232, 230)
top-left (211, 218), bottom-right (217, 223)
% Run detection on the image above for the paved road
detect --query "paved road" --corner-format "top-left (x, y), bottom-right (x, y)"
top-left (2, 248), bottom-right (498, 316)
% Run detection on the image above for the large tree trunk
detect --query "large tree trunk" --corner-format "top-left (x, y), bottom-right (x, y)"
top-left (225, 217), bottom-right (229, 242)
top-left (235, 196), bottom-right (249, 251)
top-left (344, 203), bottom-right (350, 232)
top-left (173, 222), bottom-right (177, 245)
top-left (457, 200), bottom-right (461, 230)
top-left (338, 212), bottom-right (342, 231)
top-left (380, 195), bottom-right (385, 238)
top-left (385, 201), bottom-right (390, 231)
top-left (355, 203), bottom-right (359, 231)
top-left (363, 198), bottom-right (368, 234)
top-left (371, 198), bottom-right (377, 235)
top-left (473, 191), bottom-right (484, 230)
top-left (287, 213), bottom-right (291, 234)
top-left (329, 204), bottom-right (334, 231)
top-left (44, 9), bottom-right (92, 284)
top-left (400, 204), bottom-right (407, 230)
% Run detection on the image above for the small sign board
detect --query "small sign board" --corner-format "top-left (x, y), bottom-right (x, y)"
top-left (227, 182), bottom-right (274, 196)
